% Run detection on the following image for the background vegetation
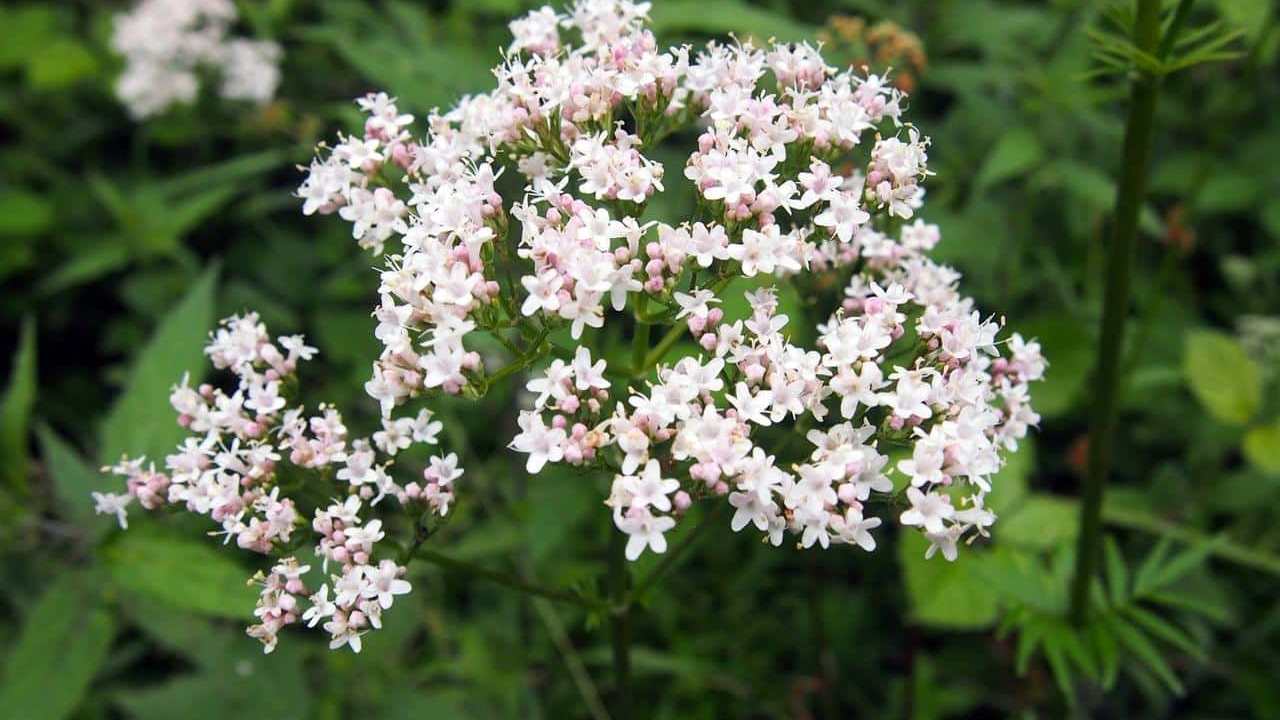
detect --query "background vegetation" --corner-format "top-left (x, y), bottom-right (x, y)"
top-left (2, 0), bottom-right (1278, 717)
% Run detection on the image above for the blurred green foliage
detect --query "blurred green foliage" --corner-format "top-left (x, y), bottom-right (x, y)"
top-left (2, 0), bottom-right (1279, 718)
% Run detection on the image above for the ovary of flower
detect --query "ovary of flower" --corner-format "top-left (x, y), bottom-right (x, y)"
top-left (900, 487), bottom-right (955, 535)
top-left (616, 506), bottom-right (676, 561)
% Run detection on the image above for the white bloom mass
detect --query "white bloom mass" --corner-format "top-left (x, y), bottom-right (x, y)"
top-left (111, 0), bottom-right (282, 118)
top-left (99, 0), bottom-right (1043, 657)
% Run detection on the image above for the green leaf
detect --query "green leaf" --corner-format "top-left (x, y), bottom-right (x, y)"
top-left (1122, 606), bottom-right (1206, 661)
top-left (998, 494), bottom-right (1079, 551)
top-left (1243, 423), bottom-right (1280, 476)
top-left (1104, 536), bottom-right (1129, 607)
top-left (1215, 0), bottom-right (1272, 42)
top-left (36, 425), bottom-right (111, 539)
top-left (0, 6), bottom-right (59, 70)
top-left (1182, 329), bottom-right (1261, 425)
top-left (1, 317), bottom-right (37, 493)
top-left (0, 572), bottom-right (116, 720)
top-left (1016, 316), bottom-right (1091, 418)
top-left (974, 128), bottom-right (1044, 191)
top-left (1107, 614), bottom-right (1185, 695)
top-left (37, 243), bottom-right (132, 295)
top-left (986, 437), bottom-right (1035, 515)
top-left (105, 529), bottom-right (257, 618)
top-left (0, 190), bottom-right (54, 237)
top-left (115, 603), bottom-right (312, 720)
top-left (25, 38), bottom-right (98, 90)
top-left (100, 265), bottom-right (218, 465)
top-left (899, 532), bottom-right (1000, 629)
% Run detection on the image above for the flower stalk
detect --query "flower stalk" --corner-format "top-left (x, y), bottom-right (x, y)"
top-left (1069, 0), bottom-right (1164, 625)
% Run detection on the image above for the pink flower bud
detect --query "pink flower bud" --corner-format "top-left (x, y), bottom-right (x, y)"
top-left (674, 491), bottom-right (692, 512)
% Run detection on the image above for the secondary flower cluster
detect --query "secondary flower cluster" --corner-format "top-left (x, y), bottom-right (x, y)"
top-left (95, 313), bottom-right (450, 653)
top-left (111, 0), bottom-right (281, 119)
top-left (292, 0), bottom-right (1042, 566)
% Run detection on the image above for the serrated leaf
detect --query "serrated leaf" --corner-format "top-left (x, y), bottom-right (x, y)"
top-left (1, 317), bottom-right (37, 493)
top-left (100, 265), bottom-right (218, 465)
top-left (898, 532), bottom-right (1000, 629)
top-left (1182, 329), bottom-right (1261, 425)
top-left (0, 573), bottom-right (116, 720)
top-left (105, 529), bottom-right (257, 618)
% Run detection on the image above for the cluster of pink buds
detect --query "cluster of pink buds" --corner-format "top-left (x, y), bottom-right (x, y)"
top-left (247, 558), bottom-right (310, 653)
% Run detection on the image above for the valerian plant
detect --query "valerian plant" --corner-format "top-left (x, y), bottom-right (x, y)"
top-left (95, 0), bottom-right (1043, 664)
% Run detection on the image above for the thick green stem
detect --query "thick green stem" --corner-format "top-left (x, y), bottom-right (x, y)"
top-left (1069, 0), bottom-right (1163, 626)
top-left (608, 529), bottom-right (632, 720)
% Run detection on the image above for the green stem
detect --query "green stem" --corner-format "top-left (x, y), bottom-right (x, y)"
top-left (608, 529), bottom-right (632, 720)
top-left (632, 295), bottom-right (652, 372)
top-left (638, 322), bottom-right (687, 378)
top-left (1069, 0), bottom-right (1163, 626)
top-left (412, 548), bottom-right (605, 611)
top-left (532, 598), bottom-right (612, 720)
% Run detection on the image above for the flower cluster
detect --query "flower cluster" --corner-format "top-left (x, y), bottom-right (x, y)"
top-left (111, 0), bottom-right (281, 119)
top-left (291, 0), bottom-right (1042, 567)
top-left (95, 312), bottom-right (452, 653)
top-left (102, 0), bottom-right (1043, 658)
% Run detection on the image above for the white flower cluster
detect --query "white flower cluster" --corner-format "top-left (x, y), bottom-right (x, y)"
top-left (95, 312), bottom-right (452, 653)
top-left (111, 0), bottom-right (282, 119)
top-left (293, 0), bottom-right (1043, 567)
